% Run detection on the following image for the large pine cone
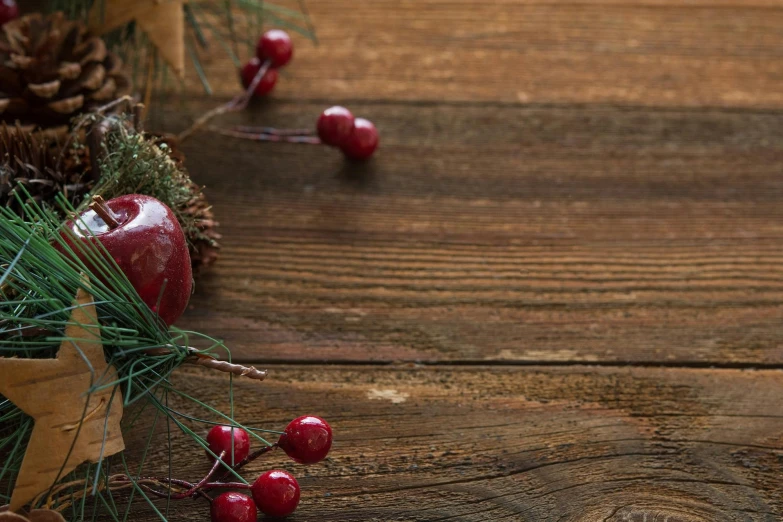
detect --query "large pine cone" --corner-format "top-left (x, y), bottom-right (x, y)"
top-left (0, 12), bottom-right (130, 130)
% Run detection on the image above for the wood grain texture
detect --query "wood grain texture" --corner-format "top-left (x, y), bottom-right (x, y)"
top-left (166, 101), bottom-right (783, 365)
top-left (187, 0), bottom-right (783, 108)
top-left (120, 365), bottom-right (783, 521)
top-left (53, 0), bottom-right (783, 519)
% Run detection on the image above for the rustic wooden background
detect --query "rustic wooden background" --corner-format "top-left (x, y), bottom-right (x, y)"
top-left (100, 0), bottom-right (783, 520)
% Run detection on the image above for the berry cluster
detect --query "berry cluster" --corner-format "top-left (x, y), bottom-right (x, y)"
top-left (240, 30), bottom-right (293, 97)
top-left (206, 415), bottom-right (332, 521)
top-left (318, 106), bottom-right (379, 160)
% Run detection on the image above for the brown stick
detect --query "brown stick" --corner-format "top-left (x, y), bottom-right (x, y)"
top-left (88, 195), bottom-right (121, 229)
top-left (185, 355), bottom-right (267, 381)
top-left (143, 345), bottom-right (268, 382)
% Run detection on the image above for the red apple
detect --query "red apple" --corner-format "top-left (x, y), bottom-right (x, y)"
top-left (59, 194), bottom-right (192, 326)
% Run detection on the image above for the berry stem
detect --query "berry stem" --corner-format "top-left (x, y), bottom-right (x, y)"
top-left (231, 125), bottom-right (314, 137)
top-left (166, 450), bottom-right (225, 500)
top-left (235, 59), bottom-right (272, 110)
top-left (178, 59), bottom-right (272, 143)
top-left (208, 126), bottom-right (322, 144)
top-left (88, 195), bottom-right (121, 229)
top-left (218, 443), bottom-right (279, 482)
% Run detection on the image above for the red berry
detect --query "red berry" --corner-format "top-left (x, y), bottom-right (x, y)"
top-left (256, 30), bottom-right (293, 68)
top-left (278, 416), bottom-right (332, 464)
top-left (341, 118), bottom-right (379, 160)
top-left (206, 425), bottom-right (250, 465)
top-left (0, 0), bottom-right (19, 26)
top-left (240, 58), bottom-right (278, 96)
top-left (317, 106), bottom-right (355, 147)
top-left (211, 492), bottom-right (257, 522)
top-left (251, 470), bottom-right (300, 518)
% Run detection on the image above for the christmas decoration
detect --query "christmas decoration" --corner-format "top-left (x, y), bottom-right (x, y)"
top-left (279, 415), bottom-right (333, 464)
top-left (206, 425), bottom-right (250, 465)
top-left (90, 114), bottom-right (222, 271)
top-left (209, 105), bottom-right (381, 160)
top-left (0, 12), bottom-right (130, 130)
top-left (251, 470), bottom-right (300, 518)
top-left (0, 100), bottom-right (222, 271)
top-left (0, 286), bottom-right (124, 511)
top-left (0, 6), bottom-right (345, 520)
top-left (0, 196), bottom-right (275, 520)
top-left (210, 492), bottom-right (257, 522)
top-left (59, 194), bottom-right (193, 326)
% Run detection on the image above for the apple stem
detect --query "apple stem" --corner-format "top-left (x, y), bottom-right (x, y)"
top-left (89, 195), bottom-right (121, 229)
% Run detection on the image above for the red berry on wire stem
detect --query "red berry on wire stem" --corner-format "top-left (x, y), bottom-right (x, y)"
top-left (0, 0), bottom-right (19, 26)
top-left (251, 470), bottom-right (301, 518)
top-left (240, 58), bottom-right (278, 96)
top-left (206, 425), bottom-right (250, 465)
top-left (278, 415), bottom-right (332, 464)
top-left (257, 29), bottom-right (294, 68)
top-left (341, 118), bottom-right (379, 160)
top-left (211, 492), bottom-right (257, 522)
top-left (317, 106), bottom-right (355, 147)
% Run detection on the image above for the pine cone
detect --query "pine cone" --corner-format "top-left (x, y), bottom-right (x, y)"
top-left (0, 123), bottom-right (91, 213)
top-left (0, 12), bottom-right (130, 131)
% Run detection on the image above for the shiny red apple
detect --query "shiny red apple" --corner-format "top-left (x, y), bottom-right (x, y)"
top-left (60, 194), bottom-right (192, 326)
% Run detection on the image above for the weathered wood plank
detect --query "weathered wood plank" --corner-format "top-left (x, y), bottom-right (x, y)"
top-left (187, 0), bottom-right (783, 108)
top-left (170, 101), bottom-right (783, 365)
top-left (121, 365), bottom-right (783, 521)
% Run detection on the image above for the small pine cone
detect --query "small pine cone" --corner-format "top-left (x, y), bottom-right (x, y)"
top-left (0, 123), bottom-right (91, 213)
top-left (184, 181), bottom-right (222, 272)
top-left (152, 133), bottom-right (222, 272)
top-left (0, 12), bottom-right (130, 131)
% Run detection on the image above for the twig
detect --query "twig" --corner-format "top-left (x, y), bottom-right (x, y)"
top-left (143, 345), bottom-right (267, 382)
top-left (178, 59), bottom-right (271, 143)
top-left (185, 354), bottom-right (267, 381)
top-left (218, 443), bottom-right (278, 482)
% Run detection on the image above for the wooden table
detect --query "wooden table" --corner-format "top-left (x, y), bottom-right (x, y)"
top-left (137, 1), bottom-right (783, 520)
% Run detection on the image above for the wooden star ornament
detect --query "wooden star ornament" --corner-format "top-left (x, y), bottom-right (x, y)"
top-left (88, 0), bottom-right (185, 79)
top-left (0, 288), bottom-right (124, 512)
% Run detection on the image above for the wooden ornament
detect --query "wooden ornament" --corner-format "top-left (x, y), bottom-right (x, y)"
top-left (0, 288), bottom-right (125, 512)
top-left (88, 0), bottom-right (185, 79)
